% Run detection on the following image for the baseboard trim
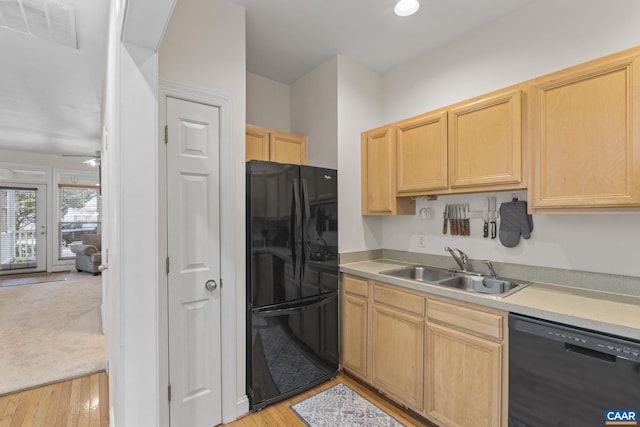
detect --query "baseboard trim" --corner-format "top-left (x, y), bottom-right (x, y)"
top-left (235, 395), bottom-right (249, 420)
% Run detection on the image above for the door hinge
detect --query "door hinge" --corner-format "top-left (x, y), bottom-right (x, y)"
top-left (220, 278), bottom-right (223, 289)
top-left (164, 125), bottom-right (168, 144)
top-left (168, 384), bottom-right (171, 402)
top-left (166, 257), bottom-right (170, 275)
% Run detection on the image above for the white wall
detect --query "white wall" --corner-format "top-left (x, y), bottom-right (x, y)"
top-left (383, 0), bottom-right (640, 122)
top-left (158, 0), bottom-right (247, 421)
top-left (104, 7), bottom-right (165, 425)
top-left (370, 0), bottom-right (640, 277)
top-left (118, 41), bottom-right (161, 426)
top-left (246, 72), bottom-right (291, 131)
top-left (336, 56), bottom-right (384, 252)
top-left (291, 57), bottom-right (338, 169)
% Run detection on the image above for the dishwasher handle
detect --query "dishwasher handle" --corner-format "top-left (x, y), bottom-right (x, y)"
top-left (564, 343), bottom-right (616, 363)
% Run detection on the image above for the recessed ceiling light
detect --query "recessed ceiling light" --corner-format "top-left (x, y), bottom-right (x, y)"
top-left (394, 0), bottom-right (420, 17)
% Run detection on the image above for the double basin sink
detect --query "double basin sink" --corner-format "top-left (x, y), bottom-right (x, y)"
top-left (379, 265), bottom-right (530, 297)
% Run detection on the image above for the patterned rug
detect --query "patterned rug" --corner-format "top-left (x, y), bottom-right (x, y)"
top-left (291, 382), bottom-right (405, 427)
top-left (0, 271), bottom-right (69, 287)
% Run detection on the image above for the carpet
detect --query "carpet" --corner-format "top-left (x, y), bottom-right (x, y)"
top-left (291, 382), bottom-right (405, 427)
top-left (0, 271), bottom-right (105, 395)
top-left (0, 271), bottom-right (69, 287)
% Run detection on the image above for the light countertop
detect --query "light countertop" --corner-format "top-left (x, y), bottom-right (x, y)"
top-left (340, 259), bottom-right (640, 341)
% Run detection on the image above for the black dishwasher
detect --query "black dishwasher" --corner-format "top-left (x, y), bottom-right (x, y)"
top-left (509, 314), bottom-right (640, 427)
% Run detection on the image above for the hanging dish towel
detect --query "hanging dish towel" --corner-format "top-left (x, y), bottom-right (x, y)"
top-left (498, 200), bottom-right (533, 247)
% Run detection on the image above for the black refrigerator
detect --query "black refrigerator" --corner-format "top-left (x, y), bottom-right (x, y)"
top-left (246, 160), bottom-right (339, 411)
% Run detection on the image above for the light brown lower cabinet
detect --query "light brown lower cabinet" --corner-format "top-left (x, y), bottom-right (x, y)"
top-left (341, 275), bottom-right (370, 381)
top-left (340, 274), bottom-right (507, 427)
top-left (425, 323), bottom-right (502, 427)
top-left (371, 299), bottom-right (424, 409)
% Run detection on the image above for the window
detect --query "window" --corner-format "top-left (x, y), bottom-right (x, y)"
top-left (59, 185), bottom-right (101, 259)
top-left (0, 187), bottom-right (38, 270)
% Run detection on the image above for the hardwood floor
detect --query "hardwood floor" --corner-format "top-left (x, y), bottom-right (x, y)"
top-left (0, 370), bottom-right (430, 427)
top-left (225, 372), bottom-right (432, 426)
top-left (0, 371), bottom-right (108, 427)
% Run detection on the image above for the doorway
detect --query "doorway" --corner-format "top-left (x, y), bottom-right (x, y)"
top-left (165, 95), bottom-right (222, 427)
top-left (0, 184), bottom-right (46, 274)
top-left (160, 82), bottom-right (239, 427)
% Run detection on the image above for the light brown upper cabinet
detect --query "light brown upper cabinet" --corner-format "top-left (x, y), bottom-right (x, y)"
top-left (530, 49), bottom-right (640, 211)
top-left (396, 111), bottom-right (449, 195)
top-left (245, 124), bottom-right (307, 165)
top-left (361, 125), bottom-right (415, 215)
top-left (246, 124), bottom-right (270, 161)
top-left (361, 88), bottom-right (525, 211)
top-left (449, 90), bottom-right (523, 190)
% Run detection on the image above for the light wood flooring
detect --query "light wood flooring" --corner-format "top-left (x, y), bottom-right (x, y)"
top-left (0, 371), bottom-right (430, 426)
top-left (0, 371), bottom-right (108, 427)
top-left (226, 372), bottom-right (431, 426)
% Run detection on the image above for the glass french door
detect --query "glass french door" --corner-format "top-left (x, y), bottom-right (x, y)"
top-left (0, 184), bottom-right (46, 274)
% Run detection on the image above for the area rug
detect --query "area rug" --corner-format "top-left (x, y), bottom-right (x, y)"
top-left (0, 271), bottom-right (105, 395)
top-left (291, 382), bottom-right (405, 427)
top-left (0, 271), bottom-right (69, 287)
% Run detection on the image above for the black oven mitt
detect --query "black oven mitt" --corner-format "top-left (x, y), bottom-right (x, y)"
top-left (498, 200), bottom-right (533, 247)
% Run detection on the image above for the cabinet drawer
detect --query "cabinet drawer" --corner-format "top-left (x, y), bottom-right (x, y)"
top-left (373, 283), bottom-right (425, 317)
top-left (343, 274), bottom-right (369, 298)
top-left (427, 299), bottom-right (503, 342)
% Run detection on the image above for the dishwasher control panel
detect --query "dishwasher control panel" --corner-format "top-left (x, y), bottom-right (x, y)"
top-left (512, 313), bottom-right (640, 363)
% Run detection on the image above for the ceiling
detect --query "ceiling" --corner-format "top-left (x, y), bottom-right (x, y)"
top-left (231, 0), bottom-right (534, 84)
top-left (0, 0), bottom-right (108, 157)
top-left (0, 0), bottom-right (534, 157)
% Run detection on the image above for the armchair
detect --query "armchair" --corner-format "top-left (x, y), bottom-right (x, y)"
top-left (70, 234), bottom-right (102, 275)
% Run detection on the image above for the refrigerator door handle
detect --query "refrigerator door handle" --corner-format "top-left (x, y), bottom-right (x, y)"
top-left (257, 294), bottom-right (337, 318)
top-left (301, 178), bottom-right (311, 282)
top-left (293, 179), bottom-right (303, 285)
top-left (302, 178), bottom-right (311, 225)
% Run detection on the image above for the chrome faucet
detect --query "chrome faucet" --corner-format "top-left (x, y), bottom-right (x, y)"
top-left (482, 259), bottom-right (497, 279)
top-left (445, 246), bottom-right (468, 272)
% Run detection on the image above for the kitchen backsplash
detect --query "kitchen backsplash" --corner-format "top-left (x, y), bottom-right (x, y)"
top-left (375, 192), bottom-right (640, 279)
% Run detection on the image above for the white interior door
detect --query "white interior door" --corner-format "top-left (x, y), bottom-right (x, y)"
top-left (166, 96), bottom-right (222, 427)
top-left (0, 184), bottom-right (46, 274)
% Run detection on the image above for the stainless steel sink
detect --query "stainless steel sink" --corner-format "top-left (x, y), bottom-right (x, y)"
top-left (380, 265), bottom-right (456, 282)
top-left (436, 275), bottom-right (527, 296)
top-left (380, 265), bottom-right (530, 297)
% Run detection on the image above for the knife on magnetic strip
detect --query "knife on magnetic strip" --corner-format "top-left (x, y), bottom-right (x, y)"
top-left (443, 203), bottom-right (449, 234)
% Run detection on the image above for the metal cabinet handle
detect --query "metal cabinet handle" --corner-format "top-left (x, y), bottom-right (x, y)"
top-left (205, 280), bottom-right (217, 291)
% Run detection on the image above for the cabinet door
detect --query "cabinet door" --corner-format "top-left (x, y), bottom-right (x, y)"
top-left (361, 126), bottom-right (415, 215)
top-left (396, 111), bottom-right (448, 194)
top-left (342, 293), bottom-right (369, 380)
top-left (270, 130), bottom-right (307, 165)
top-left (425, 323), bottom-right (502, 427)
top-left (531, 54), bottom-right (640, 209)
top-left (372, 304), bottom-right (424, 410)
top-left (246, 124), bottom-right (270, 161)
top-left (448, 90), bottom-right (522, 188)
top-left (361, 126), bottom-right (395, 214)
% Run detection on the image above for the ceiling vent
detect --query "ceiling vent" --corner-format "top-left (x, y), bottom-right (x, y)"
top-left (0, 0), bottom-right (78, 49)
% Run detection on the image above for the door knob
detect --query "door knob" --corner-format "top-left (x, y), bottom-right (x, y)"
top-left (98, 265), bottom-right (107, 272)
top-left (205, 280), bottom-right (217, 291)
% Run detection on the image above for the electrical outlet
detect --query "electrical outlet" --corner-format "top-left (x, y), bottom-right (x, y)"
top-left (417, 234), bottom-right (427, 248)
